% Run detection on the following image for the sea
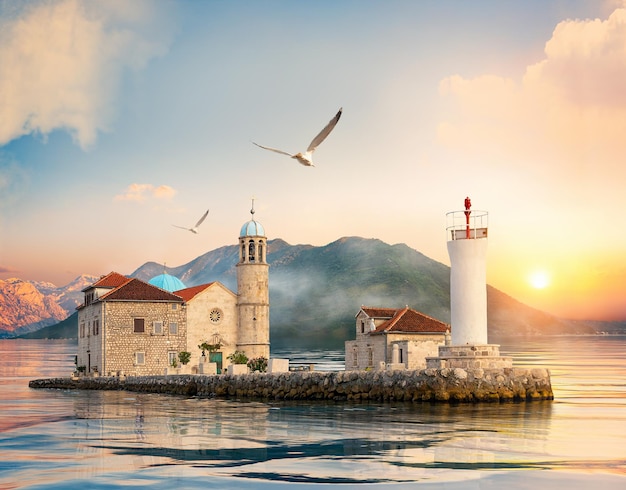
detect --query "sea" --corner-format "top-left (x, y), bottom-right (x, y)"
top-left (1, 336), bottom-right (625, 489)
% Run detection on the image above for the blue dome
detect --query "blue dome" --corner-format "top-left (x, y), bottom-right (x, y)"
top-left (240, 219), bottom-right (265, 237)
top-left (148, 273), bottom-right (186, 292)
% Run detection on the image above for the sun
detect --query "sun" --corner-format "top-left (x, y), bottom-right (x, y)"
top-left (528, 270), bottom-right (551, 289)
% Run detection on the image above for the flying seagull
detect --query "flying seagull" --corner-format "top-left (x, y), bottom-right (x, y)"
top-left (253, 107), bottom-right (342, 167)
top-left (172, 209), bottom-right (209, 234)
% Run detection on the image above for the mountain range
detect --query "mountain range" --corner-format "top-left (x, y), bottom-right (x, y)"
top-left (5, 237), bottom-right (622, 346)
top-left (0, 275), bottom-right (98, 337)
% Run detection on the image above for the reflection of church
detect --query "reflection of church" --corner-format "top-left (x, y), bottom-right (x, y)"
top-left (76, 207), bottom-right (269, 376)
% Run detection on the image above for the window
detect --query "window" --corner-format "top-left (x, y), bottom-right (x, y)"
top-left (353, 349), bottom-right (358, 366)
top-left (168, 351), bottom-right (177, 366)
top-left (209, 308), bottom-right (222, 324)
top-left (361, 321), bottom-right (365, 333)
top-left (368, 348), bottom-right (373, 367)
top-left (93, 319), bottom-right (99, 336)
top-left (248, 241), bottom-right (255, 261)
top-left (169, 322), bottom-right (178, 335)
top-left (80, 323), bottom-right (85, 338)
top-left (172, 304), bottom-right (178, 311)
top-left (153, 321), bottom-right (163, 335)
top-left (135, 352), bottom-right (145, 365)
top-left (134, 318), bottom-right (145, 333)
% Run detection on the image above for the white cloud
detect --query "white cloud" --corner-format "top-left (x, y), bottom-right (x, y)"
top-left (437, 7), bottom-right (626, 177)
top-left (114, 183), bottom-right (176, 202)
top-left (0, 0), bottom-right (173, 149)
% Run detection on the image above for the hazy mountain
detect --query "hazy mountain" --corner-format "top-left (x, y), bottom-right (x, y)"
top-left (17, 311), bottom-right (79, 340)
top-left (0, 275), bottom-right (98, 338)
top-left (131, 236), bottom-right (597, 348)
top-left (15, 237), bottom-right (606, 346)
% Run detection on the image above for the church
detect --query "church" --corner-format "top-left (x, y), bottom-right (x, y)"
top-left (76, 207), bottom-right (270, 376)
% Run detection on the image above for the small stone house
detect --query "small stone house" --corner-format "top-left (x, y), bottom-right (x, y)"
top-left (345, 306), bottom-right (450, 371)
top-left (77, 273), bottom-right (187, 376)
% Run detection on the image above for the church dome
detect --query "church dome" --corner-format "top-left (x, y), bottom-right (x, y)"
top-left (148, 273), bottom-right (186, 292)
top-left (240, 219), bottom-right (265, 237)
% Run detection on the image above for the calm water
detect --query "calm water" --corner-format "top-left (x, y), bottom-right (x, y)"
top-left (1, 337), bottom-right (625, 489)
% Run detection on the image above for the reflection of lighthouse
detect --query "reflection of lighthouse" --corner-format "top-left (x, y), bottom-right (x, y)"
top-left (427, 197), bottom-right (511, 370)
top-left (448, 196), bottom-right (488, 345)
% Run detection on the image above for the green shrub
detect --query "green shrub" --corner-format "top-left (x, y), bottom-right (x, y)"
top-left (178, 351), bottom-right (191, 365)
top-left (227, 350), bottom-right (248, 365)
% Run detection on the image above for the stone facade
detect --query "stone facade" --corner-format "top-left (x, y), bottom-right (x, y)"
top-left (181, 282), bottom-right (238, 373)
top-left (77, 274), bottom-right (186, 376)
top-left (345, 306), bottom-right (449, 371)
top-left (102, 301), bottom-right (187, 376)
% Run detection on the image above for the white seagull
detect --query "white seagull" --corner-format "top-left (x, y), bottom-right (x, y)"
top-left (172, 209), bottom-right (209, 234)
top-left (253, 107), bottom-right (342, 167)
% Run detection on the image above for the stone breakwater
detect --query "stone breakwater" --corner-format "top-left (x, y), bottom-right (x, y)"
top-left (29, 367), bottom-right (553, 403)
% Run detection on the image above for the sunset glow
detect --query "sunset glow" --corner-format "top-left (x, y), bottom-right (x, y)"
top-left (529, 270), bottom-right (551, 290)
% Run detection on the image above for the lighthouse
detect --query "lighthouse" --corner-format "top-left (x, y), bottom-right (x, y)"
top-left (447, 196), bottom-right (489, 345)
top-left (427, 197), bottom-right (512, 370)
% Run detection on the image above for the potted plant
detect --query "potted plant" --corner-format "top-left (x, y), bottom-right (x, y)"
top-left (178, 351), bottom-right (191, 365)
top-left (227, 350), bottom-right (249, 375)
top-left (247, 357), bottom-right (268, 373)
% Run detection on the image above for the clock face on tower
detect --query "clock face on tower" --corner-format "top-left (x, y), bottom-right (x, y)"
top-left (209, 308), bottom-right (222, 323)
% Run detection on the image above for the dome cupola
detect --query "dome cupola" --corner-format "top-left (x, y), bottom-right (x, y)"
top-left (148, 271), bottom-right (186, 292)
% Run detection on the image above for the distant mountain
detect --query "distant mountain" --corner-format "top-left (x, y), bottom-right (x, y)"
top-left (18, 311), bottom-right (79, 340)
top-left (0, 275), bottom-right (98, 338)
top-left (131, 236), bottom-right (598, 348)
top-left (15, 237), bottom-right (609, 346)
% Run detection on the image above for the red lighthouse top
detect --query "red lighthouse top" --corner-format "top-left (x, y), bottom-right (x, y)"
top-left (446, 197), bottom-right (488, 241)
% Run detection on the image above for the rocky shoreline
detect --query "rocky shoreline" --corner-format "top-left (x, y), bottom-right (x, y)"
top-left (29, 367), bottom-right (553, 403)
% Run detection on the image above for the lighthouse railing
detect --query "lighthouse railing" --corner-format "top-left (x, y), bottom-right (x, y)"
top-left (446, 210), bottom-right (488, 241)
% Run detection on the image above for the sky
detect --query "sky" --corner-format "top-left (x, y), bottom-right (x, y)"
top-left (0, 0), bottom-right (624, 322)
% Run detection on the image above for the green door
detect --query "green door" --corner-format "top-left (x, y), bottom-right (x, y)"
top-left (209, 352), bottom-right (223, 374)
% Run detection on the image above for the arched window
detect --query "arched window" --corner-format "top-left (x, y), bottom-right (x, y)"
top-left (241, 244), bottom-right (246, 262)
top-left (258, 243), bottom-right (263, 263)
top-left (248, 240), bottom-right (256, 262)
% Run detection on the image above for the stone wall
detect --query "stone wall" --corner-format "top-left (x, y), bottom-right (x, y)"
top-left (30, 367), bottom-right (553, 403)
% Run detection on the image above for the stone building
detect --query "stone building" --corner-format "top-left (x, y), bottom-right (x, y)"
top-left (345, 306), bottom-right (449, 371)
top-left (76, 207), bottom-right (270, 376)
top-left (77, 274), bottom-right (187, 376)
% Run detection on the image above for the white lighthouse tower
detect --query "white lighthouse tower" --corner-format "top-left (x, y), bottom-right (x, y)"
top-left (448, 196), bottom-right (488, 345)
top-left (427, 197), bottom-right (511, 369)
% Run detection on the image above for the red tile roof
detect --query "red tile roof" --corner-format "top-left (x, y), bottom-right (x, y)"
top-left (85, 272), bottom-right (130, 291)
top-left (99, 278), bottom-right (183, 302)
top-left (174, 283), bottom-right (214, 302)
top-left (363, 306), bottom-right (449, 334)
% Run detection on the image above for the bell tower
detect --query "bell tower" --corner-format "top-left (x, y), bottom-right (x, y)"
top-left (236, 199), bottom-right (270, 360)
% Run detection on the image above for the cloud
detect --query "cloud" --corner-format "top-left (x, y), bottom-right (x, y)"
top-left (437, 7), bottom-right (626, 176)
top-left (0, 0), bottom-right (174, 149)
top-left (0, 265), bottom-right (19, 274)
top-left (114, 183), bottom-right (176, 202)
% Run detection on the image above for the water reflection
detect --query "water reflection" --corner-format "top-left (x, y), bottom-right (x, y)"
top-left (1, 337), bottom-right (626, 488)
top-left (66, 388), bottom-right (556, 485)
